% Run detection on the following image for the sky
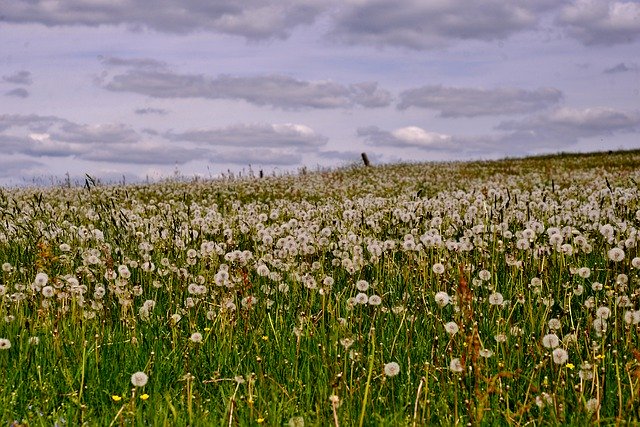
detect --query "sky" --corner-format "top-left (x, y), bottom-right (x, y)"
top-left (1, 0), bottom-right (640, 186)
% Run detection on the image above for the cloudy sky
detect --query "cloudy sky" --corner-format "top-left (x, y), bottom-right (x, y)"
top-left (1, 0), bottom-right (640, 185)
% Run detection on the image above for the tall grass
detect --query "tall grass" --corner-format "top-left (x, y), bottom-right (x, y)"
top-left (1, 150), bottom-right (640, 425)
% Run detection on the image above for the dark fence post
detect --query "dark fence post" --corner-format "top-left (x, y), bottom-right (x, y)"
top-left (361, 152), bottom-right (371, 167)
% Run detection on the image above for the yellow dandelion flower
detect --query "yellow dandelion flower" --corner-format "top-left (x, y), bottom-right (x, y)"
top-left (140, 393), bottom-right (149, 400)
top-left (566, 363), bottom-right (575, 370)
top-left (257, 417), bottom-right (265, 424)
top-left (112, 395), bottom-right (122, 401)
top-left (262, 335), bottom-right (269, 341)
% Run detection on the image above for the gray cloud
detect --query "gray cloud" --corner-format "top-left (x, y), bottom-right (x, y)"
top-left (557, 0), bottom-right (640, 45)
top-left (0, 114), bottom-right (68, 132)
top-left (2, 70), bottom-right (32, 85)
top-left (5, 88), bottom-right (29, 98)
top-left (104, 69), bottom-right (392, 109)
top-left (603, 62), bottom-right (637, 74)
top-left (81, 143), bottom-right (207, 165)
top-left (329, 0), bottom-right (558, 50)
top-left (0, 158), bottom-right (43, 179)
top-left (0, 0), bottom-right (330, 40)
top-left (497, 107), bottom-right (640, 142)
top-left (398, 86), bottom-right (563, 117)
top-left (166, 123), bottom-right (327, 150)
top-left (50, 123), bottom-right (141, 144)
top-left (100, 56), bottom-right (167, 70)
top-left (135, 107), bottom-right (169, 115)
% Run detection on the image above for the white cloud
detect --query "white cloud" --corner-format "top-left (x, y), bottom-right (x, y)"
top-left (358, 125), bottom-right (452, 149)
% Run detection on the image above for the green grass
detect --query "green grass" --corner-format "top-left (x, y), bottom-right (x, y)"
top-left (1, 149), bottom-right (640, 425)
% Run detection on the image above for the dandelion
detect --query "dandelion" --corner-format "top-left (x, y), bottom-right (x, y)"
top-left (432, 263), bottom-right (445, 275)
top-left (488, 292), bottom-right (504, 306)
top-left (368, 295), bottom-right (382, 306)
top-left (356, 280), bottom-right (369, 291)
top-left (632, 257), bottom-right (640, 269)
top-left (288, 416), bottom-right (305, 427)
top-left (434, 291), bottom-right (450, 307)
top-left (624, 310), bottom-right (640, 325)
top-left (592, 318), bottom-right (607, 335)
top-left (591, 282), bottom-right (603, 291)
top-left (595, 306), bottom-right (611, 319)
top-left (384, 362), bottom-right (400, 377)
top-left (34, 272), bottom-right (48, 287)
top-left (256, 264), bottom-right (270, 277)
top-left (577, 267), bottom-right (591, 279)
top-left (29, 336), bottom-right (39, 345)
top-left (479, 348), bottom-right (494, 358)
top-left (607, 247), bottom-right (625, 262)
top-left (41, 286), bottom-right (55, 298)
top-left (190, 332), bottom-right (203, 343)
top-left (542, 334), bottom-right (560, 349)
top-left (112, 395), bottom-right (122, 402)
top-left (0, 338), bottom-right (11, 350)
top-left (140, 393), bottom-right (149, 401)
top-left (478, 269), bottom-right (491, 281)
top-left (449, 358), bottom-right (464, 373)
top-left (131, 371), bottom-right (148, 387)
top-left (548, 318), bottom-right (561, 330)
top-left (340, 338), bottom-right (354, 349)
top-left (444, 321), bottom-right (459, 335)
top-left (552, 348), bottom-right (568, 365)
top-left (354, 292), bottom-right (369, 305)
top-left (585, 398), bottom-right (600, 413)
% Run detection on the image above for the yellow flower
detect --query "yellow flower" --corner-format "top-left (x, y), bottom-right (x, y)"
top-left (112, 395), bottom-right (122, 401)
top-left (257, 418), bottom-right (265, 424)
top-left (566, 363), bottom-right (575, 370)
top-left (262, 335), bottom-right (269, 341)
top-left (595, 354), bottom-right (605, 360)
top-left (140, 393), bottom-right (149, 400)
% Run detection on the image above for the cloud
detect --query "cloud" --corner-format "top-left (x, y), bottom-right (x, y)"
top-left (329, 0), bottom-right (556, 50)
top-left (134, 107), bottom-right (169, 115)
top-left (99, 56), bottom-right (167, 70)
top-left (2, 70), bottom-right (32, 85)
top-left (0, 158), bottom-right (44, 179)
top-left (50, 123), bottom-right (141, 144)
top-left (398, 86), bottom-right (563, 117)
top-left (104, 69), bottom-right (392, 109)
top-left (497, 107), bottom-right (640, 142)
top-left (0, 0), bottom-right (330, 40)
top-left (5, 88), bottom-right (29, 98)
top-left (358, 126), bottom-right (452, 149)
top-left (557, 0), bottom-right (640, 45)
top-left (603, 62), bottom-right (637, 73)
top-left (166, 123), bottom-right (328, 150)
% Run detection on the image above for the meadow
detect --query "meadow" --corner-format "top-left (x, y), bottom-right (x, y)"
top-left (1, 150), bottom-right (640, 426)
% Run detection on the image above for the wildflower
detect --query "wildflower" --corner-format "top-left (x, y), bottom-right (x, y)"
top-left (595, 306), bottom-right (611, 319)
top-left (329, 395), bottom-right (340, 405)
top-left (340, 338), bottom-right (354, 349)
top-left (34, 272), bottom-right (49, 287)
top-left (190, 332), bottom-right (203, 343)
top-left (592, 318), bottom-right (607, 336)
top-left (565, 363), bottom-right (575, 369)
top-left (41, 286), bottom-right (55, 298)
top-left (29, 336), bottom-right (39, 345)
top-left (478, 269), bottom-right (491, 281)
top-left (356, 280), bottom-right (369, 291)
top-left (449, 358), bottom-right (464, 373)
top-left (432, 263), bottom-right (445, 275)
top-left (547, 318), bottom-right (561, 330)
top-left (140, 393), bottom-right (149, 400)
top-left (488, 292), bottom-right (504, 306)
top-left (632, 257), bottom-right (640, 269)
top-left (288, 416), bottom-right (305, 427)
top-left (256, 264), bottom-right (270, 277)
top-left (607, 247), bottom-right (625, 262)
top-left (384, 362), bottom-right (400, 377)
top-left (0, 338), bottom-right (11, 350)
top-left (368, 295), bottom-right (382, 306)
top-left (542, 334), bottom-right (560, 349)
top-left (257, 417), bottom-right (265, 423)
top-left (131, 371), bottom-right (148, 387)
top-left (444, 321), bottom-right (459, 335)
top-left (552, 348), bottom-right (568, 365)
top-left (591, 282), bottom-right (603, 291)
top-left (577, 267), bottom-right (591, 279)
top-left (434, 291), bottom-right (450, 308)
top-left (624, 310), bottom-right (640, 325)
top-left (585, 398), bottom-right (600, 413)
top-left (494, 334), bottom-right (507, 343)
top-left (479, 348), bottom-right (494, 358)
top-left (354, 292), bottom-right (368, 305)
top-left (112, 395), bottom-right (122, 401)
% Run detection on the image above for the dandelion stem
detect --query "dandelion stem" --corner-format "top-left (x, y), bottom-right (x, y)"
top-left (358, 327), bottom-right (375, 427)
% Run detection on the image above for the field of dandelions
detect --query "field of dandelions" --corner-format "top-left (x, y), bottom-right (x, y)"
top-left (1, 150), bottom-right (640, 426)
